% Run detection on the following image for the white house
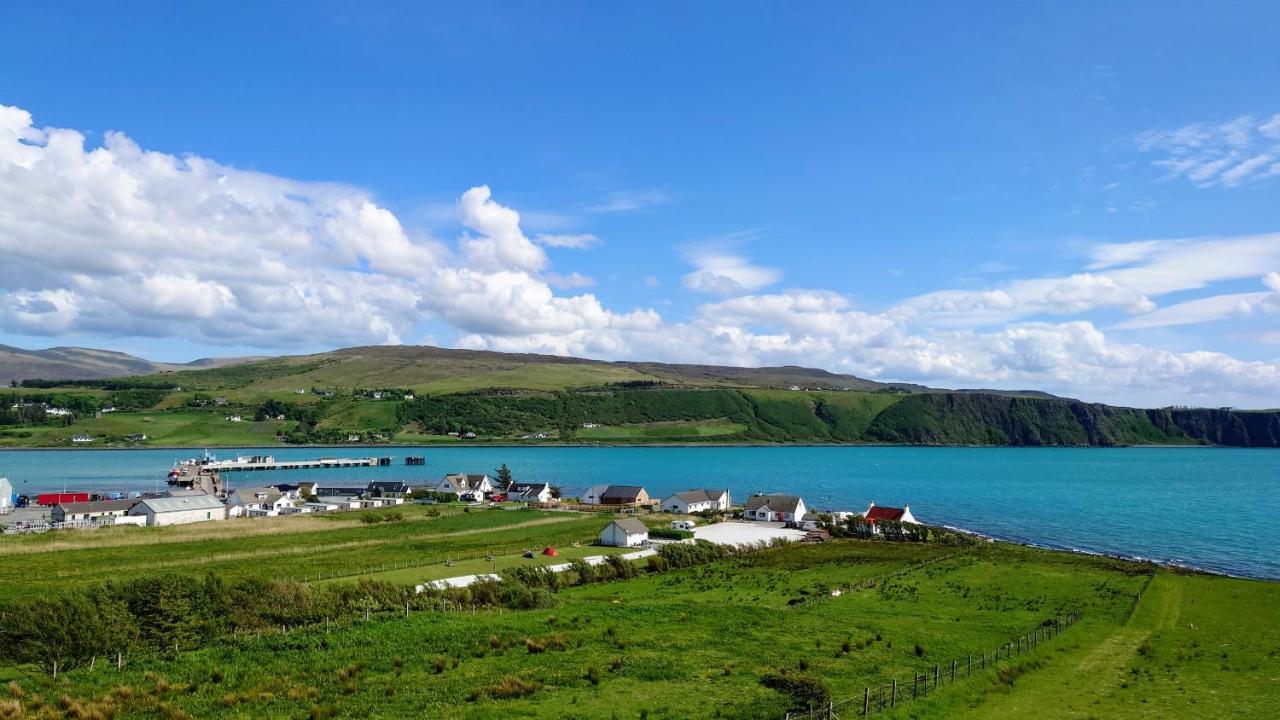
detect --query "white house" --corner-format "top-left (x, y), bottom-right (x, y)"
top-left (661, 489), bottom-right (731, 514)
top-left (304, 500), bottom-right (341, 512)
top-left (52, 499), bottom-right (138, 524)
top-left (225, 486), bottom-right (286, 518)
top-left (437, 473), bottom-right (494, 499)
top-left (128, 495), bottom-right (226, 527)
top-left (864, 502), bottom-right (918, 529)
top-left (599, 518), bottom-right (649, 547)
top-left (71, 434), bottom-right (95, 444)
top-left (743, 494), bottom-right (807, 523)
top-left (506, 482), bottom-right (553, 503)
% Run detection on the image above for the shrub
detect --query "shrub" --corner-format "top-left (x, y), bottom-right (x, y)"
top-left (648, 527), bottom-right (694, 540)
top-left (759, 669), bottom-right (831, 710)
top-left (482, 676), bottom-right (541, 700)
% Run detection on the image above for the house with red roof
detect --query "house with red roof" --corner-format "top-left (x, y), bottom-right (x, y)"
top-left (863, 502), bottom-right (918, 533)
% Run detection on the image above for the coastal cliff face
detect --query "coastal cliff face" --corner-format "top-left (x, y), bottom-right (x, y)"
top-left (864, 393), bottom-right (1280, 447)
top-left (394, 387), bottom-right (1280, 447)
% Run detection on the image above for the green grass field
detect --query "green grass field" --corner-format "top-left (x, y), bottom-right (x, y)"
top-left (576, 418), bottom-right (749, 440)
top-left (1, 509), bottom-right (1274, 719)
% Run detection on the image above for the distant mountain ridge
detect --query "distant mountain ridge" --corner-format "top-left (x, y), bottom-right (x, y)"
top-left (0, 344), bottom-right (264, 385)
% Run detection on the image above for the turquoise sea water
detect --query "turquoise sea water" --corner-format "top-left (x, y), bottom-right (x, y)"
top-left (2, 446), bottom-right (1277, 579)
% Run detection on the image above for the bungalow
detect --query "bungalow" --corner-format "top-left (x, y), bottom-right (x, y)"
top-left (599, 485), bottom-right (651, 507)
top-left (51, 498), bottom-right (138, 524)
top-left (864, 502), bottom-right (918, 529)
top-left (226, 487), bottom-right (296, 517)
top-left (71, 434), bottom-right (95, 444)
top-left (506, 482), bottom-right (553, 503)
top-left (304, 501), bottom-right (341, 512)
top-left (744, 494), bottom-right (807, 523)
top-left (128, 494), bottom-right (226, 527)
top-left (661, 489), bottom-right (731, 514)
top-left (599, 517), bottom-right (649, 547)
top-left (125, 433), bottom-right (147, 442)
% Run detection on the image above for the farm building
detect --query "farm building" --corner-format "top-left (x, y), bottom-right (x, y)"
top-left (586, 481), bottom-right (650, 504)
top-left (128, 494), bottom-right (226, 527)
top-left (661, 489), bottom-right (731, 514)
top-left (744, 494), bottom-right (807, 523)
top-left (599, 518), bottom-right (649, 547)
top-left (506, 482), bottom-right (554, 503)
top-left (51, 498), bottom-right (138, 523)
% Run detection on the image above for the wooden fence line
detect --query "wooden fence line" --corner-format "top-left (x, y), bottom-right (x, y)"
top-left (784, 610), bottom-right (1083, 719)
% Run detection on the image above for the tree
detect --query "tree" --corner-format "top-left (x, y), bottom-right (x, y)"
top-left (495, 463), bottom-right (514, 488)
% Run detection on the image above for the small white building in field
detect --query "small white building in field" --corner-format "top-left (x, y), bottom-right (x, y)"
top-left (599, 518), bottom-right (649, 547)
top-left (0, 477), bottom-right (11, 512)
top-left (662, 489), bottom-right (731, 514)
top-left (128, 494), bottom-right (226, 527)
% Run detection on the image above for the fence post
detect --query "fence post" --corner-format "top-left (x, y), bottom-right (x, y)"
top-left (863, 687), bottom-right (870, 716)
top-left (967, 652), bottom-right (972, 676)
top-left (913, 673), bottom-right (918, 698)
top-left (934, 664), bottom-right (940, 687)
top-left (891, 678), bottom-right (897, 707)
top-left (951, 659), bottom-right (956, 681)
top-left (117, 651), bottom-right (123, 671)
top-left (52, 660), bottom-right (58, 679)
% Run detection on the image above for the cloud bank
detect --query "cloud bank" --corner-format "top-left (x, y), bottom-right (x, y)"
top-left (1, 103), bottom-right (1278, 407)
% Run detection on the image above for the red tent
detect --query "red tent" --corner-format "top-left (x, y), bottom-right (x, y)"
top-left (541, 546), bottom-right (558, 557)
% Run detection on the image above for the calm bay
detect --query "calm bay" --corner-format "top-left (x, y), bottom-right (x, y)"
top-left (2, 445), bottom-right (1276, 580)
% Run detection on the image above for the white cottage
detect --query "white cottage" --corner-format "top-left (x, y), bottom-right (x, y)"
top-left (661, 489), bottom-right (731, 514)
top-left (599, 518), bottom-right (649, 548)
top-left (128, 494), bottom-right (226, 527)
top-left (743, 494), bottom-right (807, 523)
top-left (507, 482), bottom-right (554, 503)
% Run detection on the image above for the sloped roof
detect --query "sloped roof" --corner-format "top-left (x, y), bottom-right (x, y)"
top-left (671, 489), bottom-right (726, 504)
top-left (745, 494), bottom-right (803, 513)
top-left (607, 518), bottom-right (649, 535)
top-left (866, 505), bottom-right (906, 522)
top-left (602, 485), bottom-right (646, 501)
top-left (134, 495), bottom-right (225, 513)
top-left (226, 487), bottom-right (282, 506)
top-left (57, 499), bottom-right (138, 514)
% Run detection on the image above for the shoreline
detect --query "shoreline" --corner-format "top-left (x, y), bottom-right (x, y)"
top-left (938, 521), bottom-right (1267, 582)
top-left (1, 441), bottom-right (1268, 451)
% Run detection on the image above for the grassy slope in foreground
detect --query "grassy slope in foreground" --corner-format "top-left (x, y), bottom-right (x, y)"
top-left (0, 508), bottom-right (1276, 719)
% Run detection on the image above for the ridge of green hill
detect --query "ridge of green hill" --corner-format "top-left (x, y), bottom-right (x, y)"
top-left (4, 344), bottom-right (1277, 448)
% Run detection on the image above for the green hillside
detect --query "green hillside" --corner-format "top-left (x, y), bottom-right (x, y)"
top-left (4, 345), bottom-right (1278, 448)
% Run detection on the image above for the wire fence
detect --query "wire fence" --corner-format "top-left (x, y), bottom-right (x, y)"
top-left (785, 610), bottom-right (1083, 719)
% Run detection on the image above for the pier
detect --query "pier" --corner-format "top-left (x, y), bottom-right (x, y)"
top-left (205, 456), bottom-right (392, 472)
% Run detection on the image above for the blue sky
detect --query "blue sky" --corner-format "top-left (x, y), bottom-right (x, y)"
top-left (1, 2), bottom-right (1278, 406)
